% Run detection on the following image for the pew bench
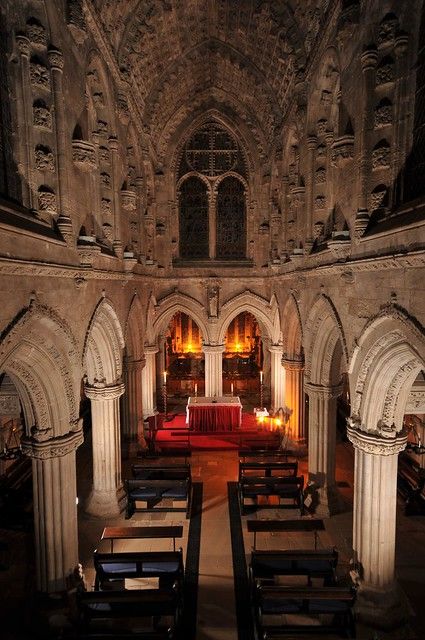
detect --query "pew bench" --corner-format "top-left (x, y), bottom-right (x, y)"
top-left (77, 589), bottom-right (181, 639)
top-left (239, 461), bottom-right (298, 481)
top-left (125, 476), bottom-right (192, 518)
top-left (253, 584), bottom-right (356, 639)
top-left (250, 549), bottom-right (338, 587)
top-left (247, 518), bottom-right (325, 550)
top-left (238, 449), bottom-right (294, 462)
top-left (93, 550), bottom-right (184, 592)
top-left (100, 525), bottom-right (183, 553)
top-left (137, 448), bottom-right (191, 464)
top-left (239, 476), bottom-right (305, 515)
top-left (132, 464), bottom-right (191, 481)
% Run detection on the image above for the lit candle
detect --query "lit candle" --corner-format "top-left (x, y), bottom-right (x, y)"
top-left (231, 382), bottom-right (234, 395)
top-left (163, 371), bottom-right (167, 384)
top-left (194, 383), bottom-right (198, 395)
top-left (260, 371), bottom-right (263, 383)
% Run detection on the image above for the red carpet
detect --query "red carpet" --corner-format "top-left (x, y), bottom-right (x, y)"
top-left (153, 412), bottom-right (280, 451)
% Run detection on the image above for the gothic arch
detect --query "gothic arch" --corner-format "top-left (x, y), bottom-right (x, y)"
top-left (83, 298), bottom-right (125, 385)
top-left (124, 294), bottom-right (145, 361)
top-left (281, 293), bottom-right (303, 359)
top-left (0, 301), bottom-right (80, 437)
top-left (218, 291), bottom-right (281, 345)
top-left (147, 291), bottom-right (210, 346)
top-left (304, 294), bottom-right (348, 385)
top-left (349, 306), bottom-right (425, 432)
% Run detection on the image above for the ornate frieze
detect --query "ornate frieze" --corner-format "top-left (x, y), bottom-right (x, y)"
top-left (72, 140), bottom-right (97, 171)
top-left (22, 427), bottom-right (84, 460)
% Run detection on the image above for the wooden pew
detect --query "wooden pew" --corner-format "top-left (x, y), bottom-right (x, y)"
top-left (238, 449), bottom-right (294, 462)
top-left (77, 589), bottom-right (180, 639)
top-left (397, 452), bottom-right (425, 515)
top-left (253, 584), bottom-right (356, 639)
top-left (132, 463), bottom-right (191, 481)
top-left (100, 525), bottom-right (183, 552)
top-left (239, 475), bottom-right (305, 515)
top-left (247, 518), bottom-right (325, 550)
top-left (250, 549), bottom-right (338, 586)
top-left (137, 448), bottom-right (192, 464)
top-left (93, 550), bottom-right (184, 591)
top-left (125, 474), bottom-right (192, 518)
top-left (239, 460), bottom-right (298, 480)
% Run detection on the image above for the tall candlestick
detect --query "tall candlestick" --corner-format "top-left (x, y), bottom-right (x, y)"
top-left (231, 382), bottom-right (234, 395)
top-left (163, 371), bottom-right (167, 384)
top-left (260, 370), bottom-right (263, 383)
top-left (194, 383), bottom-right (198, 397)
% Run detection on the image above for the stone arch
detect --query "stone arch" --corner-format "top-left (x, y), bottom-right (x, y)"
top-left (0, 301), bottom-right (80, 438)
top-left (281, 293), bottom-right (303, 359)
top-left (218, 291), bottom-right (281, 345)
top-left (304, 294), bottom-right (348, 385)
top-left (83, 298), bottom-right (125, 385)
top-left (147, 291), bottom-right (210, 346)
top-left (349, 306), bottom-right (425, 432)
top-left (124, 293), bottom-right (144, 361)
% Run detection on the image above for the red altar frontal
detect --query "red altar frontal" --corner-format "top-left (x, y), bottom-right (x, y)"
top-left (186, 396), bottom-right (242, 432)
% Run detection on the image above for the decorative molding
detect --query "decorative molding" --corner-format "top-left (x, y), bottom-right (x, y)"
top-left (22, 427), bottom-right (84, 460)
top-left (84, 382), bottom-right (124, 401)
top-left (347, 418), bottom-right (407, 456)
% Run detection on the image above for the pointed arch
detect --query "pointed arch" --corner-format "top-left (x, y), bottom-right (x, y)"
top-left (349, 306), bottom-right (425, 432)
top-left (147, 291), bottom-right (210, 345)
top-left (125, 293), bottom-right (145, 361)
top-left (281, 293), bottom-right (303, 359)
top-left (0, 302), bottom-right (80, 437)
top-left (218, 291), bottom-right (281, 345)
top-left (304, 294), bottom-right (348, 385)
top-left (83, 298), bottom-right (125, 385)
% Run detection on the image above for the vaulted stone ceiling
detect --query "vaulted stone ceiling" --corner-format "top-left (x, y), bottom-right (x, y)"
top-left (91, 0), bottom-right (330, 157)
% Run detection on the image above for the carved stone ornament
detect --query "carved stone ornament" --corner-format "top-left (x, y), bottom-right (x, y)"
top-left (67, 0), bottom-right (87, 44)
top-left (38, 189), bottom-right (57, 215)
top-left (97, 120), bottom-right (108, 135)
top-left (98, 146), bottom-right (110, 163)
top-left (30, 61), bottom-right (50, 89)
top-left (331, 135), bottom-right (354, 167)
top-left (47, 49), bottom-right (64, 71)
top-left (33, 103), bottom-right (52, 129)
top-left (315, 167), bottom-right (326, 184)
top-left (72, 140), bottom-right (97, 171)
top-left (35, 145), bottom-right (55, 172)
top-left (22, 427), bottom-right (84, 460)
top-left (376, 61), bottom-right (394, 86)
top-left (102, 223), bottom-right (113, 241)
top-left (377, 15), bottom-right (398, 48)
top-left (101, 198), bottom-right (112, 215)
top-left (0, 394), bottom-right (21, 414)
top-left (313, 220), bottom-right (324, 239)
top-left (317, 119), bottom-right (328, 137)
top-left (16, 34), bottom-right (30, 56)
top-left (26, 20), bottom-right (47, 47)
top-left (117, 92), bottom-right (130, 124)
top-left (347, 417), bottom-right (407, 456)
top-left (372, 142), bottom-right (391, 170)
top-left (374, 102), bottom-right (393, 128)
top-left (370, 186), bottom-right (388, 211)
top-left (84, 382), bottom-right (125, 402)
top-left (121, 190), bottom-right (137, 211)
top-left (100, 172), bottom-right (111, 188)
top-left (316, 143), bottom-right (327, 159)
top-left (315, 195), bottom-right (326, 209)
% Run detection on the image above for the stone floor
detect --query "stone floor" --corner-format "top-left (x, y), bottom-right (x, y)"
top-left (1, 429), bottom-right (425, 639)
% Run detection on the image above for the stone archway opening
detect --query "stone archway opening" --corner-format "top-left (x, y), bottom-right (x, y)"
top-left (222, 311), bottom-right (262, 404)
top-left (160, 311), bottom-right (205, 408)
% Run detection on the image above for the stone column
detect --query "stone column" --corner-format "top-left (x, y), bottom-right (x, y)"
top-left (21, 426), bottom-right (84, 592)
top-left (269, 344), bottom-right (285, 410)
top-left (48, 48), bottom-right (73, 243)
top-left (347, 421), bottom-right (408, 629)
top-left (203, 344), bottom-right (224, 397)
top-left (84, 382), bottom-right (125, 517)
top-left (108, 136), bottom-right (123, 258)
top-left (122, 357), bottom-right (146, 454)
top-left (305, 382), bottom-right (343, 516)
top-left (355, 48), bottom-right (378, 238)
top-left (142, 346), bottom-right (158, 418)
top-left (282, 356), bottom-right (305, 441)
top-left (15, 35), bottom-right (33, 209)
top-left (305, 135), bottom-right (317, 251)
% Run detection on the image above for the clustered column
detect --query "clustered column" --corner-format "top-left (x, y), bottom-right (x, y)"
top-left (347, 421), bottom-right (408, 628)
top-left (15, 35), bottom-right (33, 209)
top-left (22, 426), bottom-right (83, 592)
top-left (269, 344), bottom-right (285, 410)
top-left (122, 357), bottom-right (146, 453)
top-left (142, 345), bottom-right (158, 418)
top-left (282, 356), bottom-right (305, 441)
top-left (84, 382), bottom-right (125, 517)
top-left (305, 381), bottom-right (343, 516)
top-left (203, 344), bottom-right (224, 397)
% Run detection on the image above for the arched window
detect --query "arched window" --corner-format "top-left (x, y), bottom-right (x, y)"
top-left (177, 120), bottom-right (248, 262)
top-left (216, 176), bottom-right (246, 259)
top-left (179, 176), bottom-right (209, 260)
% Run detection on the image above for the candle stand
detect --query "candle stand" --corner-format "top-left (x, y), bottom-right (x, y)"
top-left (162, 383), bottom-right (167, 416)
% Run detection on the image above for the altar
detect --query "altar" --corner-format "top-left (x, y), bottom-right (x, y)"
top-left (186, 396), bottom-right (242, 432)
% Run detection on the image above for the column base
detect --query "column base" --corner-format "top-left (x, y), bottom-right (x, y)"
top-left (355, 581), bottom-right (410, 631)
top-left (85, 485), bottom-right (126, 518)
top-left (305, 481), bottom-right (345, 517)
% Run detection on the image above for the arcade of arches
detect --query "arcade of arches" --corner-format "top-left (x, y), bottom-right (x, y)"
top-left (0, 0), bottom-right (425, 637)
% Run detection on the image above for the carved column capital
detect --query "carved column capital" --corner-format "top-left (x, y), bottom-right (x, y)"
top-left (360, 48), bottom-right (378, 72)
top-left (84, 382), bottom-right (125, 401)
top-left (108, 136), bottom-right (119, 152)
top-left (125, 357), bottom-right (146, 372)
top-left (202, 344), bottom-right (225, 355)
top-left (144, 344), bottom-right (159, 355)
top-left (48, 48), bottom-right (64, 72)
top-left (268, 343), bottom-right (284, 355)
top-left (16, 34), bottom-right (30, 57)
top-left (307, 135), bottom-right (318, 150)
top-left (305, 381), bottom-right (343, 400)
top-left (282, 356), bottom-right (305, 371)
top-left (22, 427), bottom-right (84, 460)
top-left (347, 418), bottom-right (407, 456)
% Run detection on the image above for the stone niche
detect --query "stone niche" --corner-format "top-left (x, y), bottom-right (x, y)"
top-left (331, 135), bottom-right (355, 167)
top-left (72, 140), bottom-right (97, 171)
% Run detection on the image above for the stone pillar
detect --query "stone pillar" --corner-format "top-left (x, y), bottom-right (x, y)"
top-left (281, 175), bottom-right (289, 254)
top-left (108, 136), bottom-right (123, 258)
top-left (269, 344), bottom-right (285, 410)
top-left (122, 357), bottom-right (146, 454)
top-left (347, 421), bottom-right (408, 629)
top-left (15, 35), bottom-right (33, 209)
top-left (305, 382), bottom-right (343, 516)
top-left (305, 135), bottom-right (317, 250)
top-left (355, 48), bottom-right (378, 238)
top-left (84, 382), bottom-right (125, 517)
top-left (282, 357), bottom-right (305, 441)
top-left (203, 344), bottom-right (224, 397)
top-left (21, 426), bottom-right (84, 592)
top-left (142, 346), bottom-right (158, 418)
top-left (48, 48), bottom-right (73, 242)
